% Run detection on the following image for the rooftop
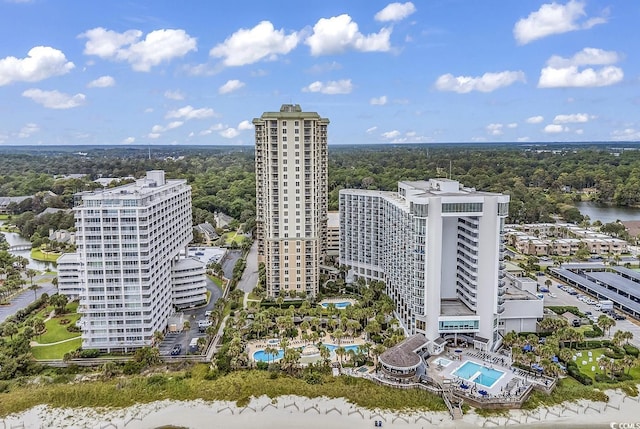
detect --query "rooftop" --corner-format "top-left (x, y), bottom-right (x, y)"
top-left (440, 299), bottom-right (476, 316)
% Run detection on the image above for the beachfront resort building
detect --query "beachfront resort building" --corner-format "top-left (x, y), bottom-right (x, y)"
top-left (58, 170), bottom-right (206, 351)
top-left (254, 104), bottom-right (329, 297)
top-left (340, 179), bottom-right (517, 353)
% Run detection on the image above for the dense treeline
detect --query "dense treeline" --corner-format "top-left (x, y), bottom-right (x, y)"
top-left (1, 144), bottom-right (640, 227)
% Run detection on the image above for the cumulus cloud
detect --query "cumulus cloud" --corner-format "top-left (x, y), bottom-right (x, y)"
top-left (199, 123), bottom-right (225, 136)
top-left (18, 123), bottom-right (39, 138)
top-left (507, 123), bottom-right (518, 128)
top-left (218, 79), bottom-right (245, 94)
top-left (237, 120), bottom-right (253, 130)
top-left (121, 136), bottom-right (135, 144)
top-left (514, 0), bottom-right (608, 45)
top-left (22, 88), bottom-right (85, 109)
top-left (374, 2), bottom-right (416, 22)
top-left (210, 21), bottom-right (298, 66)
top-left (435, 70), bottom-right (525, 93)
top-left (538, 48), bottom-right (623, 88)
top-left (220, 128), bottom-right (240, 139)
top-left (382, 130), bottom-right (401, 139)
top-left (553, 113), bottom-right (593, 123)
top-left (366, 126), bottom-right (378, 134)
top-left (80, 27), bottom-right (197, 72)
top-left (526, 115), bottom-right (544, 124)
top-left (166, 105), bottom-right (216, 120)
top-left (302, 79), bottom-right (352, 94)
top-left (370, 95), bottom-right (387, 105)
top-left (486, 123), bottom-right (504, 136)
top-left (87, 75), bottom-right (115, 88)
top-left (218, 120), bottom-right (253, 139)
top-left (0, 46), bottom-right (74, 86)
top-left (164, 90), bottom-right (185, 100)
top-left (305, 14), bottom-right (391, 56)
top-left (543, 124), bottom-right (569, 133)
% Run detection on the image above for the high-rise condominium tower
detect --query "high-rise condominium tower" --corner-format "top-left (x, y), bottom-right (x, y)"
top-left (340, 179), bottom-right (510, 352)
top-left (254, 104), bottom-right (329, 297)
top-left (68, 171), bottom-right (203, 352)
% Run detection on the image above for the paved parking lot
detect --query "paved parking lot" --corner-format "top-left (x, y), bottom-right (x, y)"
top-left (159, 276), bottom-right (222, 357)
top-left (542, 276), bottom-right (640, 348)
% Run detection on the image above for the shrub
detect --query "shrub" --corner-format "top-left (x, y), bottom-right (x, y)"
top-left (204, 368), bottom-right (219, 380)
top-left (256, 361), bottom-right (268, 370)
top-left (304, 372), bottom-right (323, 385)
top-left (146, 375), bottom-right (167, 386)
top-left (566, 361), bottom-right (593, 385)
top-left (0, 381), bottom-right (10, 393)
top-left (603, 347), bottom-right (625, 360)
top-left (77, 349), bottom-right (100, 358)
top-left (66, 325), bottom-right (81, 333)
top-left (547, 306), bottom-right (583, 317)
top-left (122, 361), bottom-right (143, 375)
top-left (623, 344), bottom-right (639, 357)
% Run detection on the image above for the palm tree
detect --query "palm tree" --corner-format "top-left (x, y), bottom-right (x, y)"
top-left (621, 355), bottom-right (637, 375)
top-left (264, 346), bottom-right (278, 364)
top-left (612, 330), bottom-right (625, 347)
top-left (597, 315), bottom-right (615, 337)
top-left (26, 268), bottom-right (37, 288)
top-left (33, 318), bottom-right (46, 339)
top-left (153, 330), bottom-right (165, 346)
top-left (335, 346), bottom-right (346, 365)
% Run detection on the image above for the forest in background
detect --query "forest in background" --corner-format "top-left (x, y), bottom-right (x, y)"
top-left (1, 143), bottom-right (640, 230)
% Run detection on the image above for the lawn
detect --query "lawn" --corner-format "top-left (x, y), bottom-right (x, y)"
top-left (36, 312), bottom-right (81, 344)
top-left (31, 337), bottom-right (81, 360)
top-left (573, 348), bottom-right (606, 378)
top-left (31, 249), bottom-right (61, 262)
top-left (222, 231), bottom-right (246, 245)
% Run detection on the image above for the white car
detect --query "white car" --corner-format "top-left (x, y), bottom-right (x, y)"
top-left (548, 293), bottom-right (557, 298)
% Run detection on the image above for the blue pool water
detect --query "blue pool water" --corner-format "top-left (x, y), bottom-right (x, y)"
top-left (452, 361), bottom-right (504, 388)
top-left (252, 344), bottom-right (360, 362)
top-left (321, 301), bottom-right (352, 309)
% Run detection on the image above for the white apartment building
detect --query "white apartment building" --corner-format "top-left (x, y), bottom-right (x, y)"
top-left (254, 104), bottom-right (329, 297)
top-left (64, 170), bottom-right (205, 352)
top-left (56, 253), bottom-right (82, 300)
top-left (340, 179), bottom-right (510, 352)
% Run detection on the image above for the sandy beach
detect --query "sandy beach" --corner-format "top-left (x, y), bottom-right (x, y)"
top-left (2, 388), bottom-right (639, 429)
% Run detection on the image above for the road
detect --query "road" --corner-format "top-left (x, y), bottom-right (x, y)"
top-left (158, 276), bottom-right (223, 357)
top-left (0, 274), bottom-right (57, 324)
top-left (542, 276), bottom-right (640, 348)
top-left (236, 240), bottom-right (258, 294)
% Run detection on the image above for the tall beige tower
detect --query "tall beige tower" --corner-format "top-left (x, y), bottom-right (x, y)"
top-left (254, 104), bottom-right (329, 297)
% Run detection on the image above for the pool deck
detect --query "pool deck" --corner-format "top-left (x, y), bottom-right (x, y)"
top-left (318, 298), bottom-right (357, 308)
top-left (247, 332), bottom-right (367, 364)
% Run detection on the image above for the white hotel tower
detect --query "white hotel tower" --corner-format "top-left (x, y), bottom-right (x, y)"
top-left (254, 104), bottom-right (329, 297)
top-left (67, 171), bottom-right (205, 351)
top-left (340, 179), bottom-right (509, 352)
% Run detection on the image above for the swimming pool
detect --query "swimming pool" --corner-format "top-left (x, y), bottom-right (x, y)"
top-left (321, 301), bottom-right (352, 309)
top-left (252, 344), bottom-right (360, 362)
top-left (452, 361), bottom-right (504, 388)
top-left (434, 357), bottom-right (453, 367)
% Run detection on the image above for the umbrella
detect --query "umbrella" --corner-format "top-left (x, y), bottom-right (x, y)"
top-left (479, 390), bottom-right (488, 396)
top-left (523, 344), bottom-right (533, 352)
top-left (551, 356), bottom-right (559, 363)
top-left (460, 383), bottom-right (470, 389)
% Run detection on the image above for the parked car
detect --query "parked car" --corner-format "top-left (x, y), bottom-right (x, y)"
top-left (613, 313), bottom-right (626, 320)
top-left (540, 287), bottom-right (549, 293)
top-left (584, 311), bottom-right (592, 316)
top-left (204, 310), bottom-right (212, 317)
top-left (198, 319), bottom-right (212, 332)
top-left (170, 344), bottom-right (182, 356)
top-left (572, 319), bottom-right (581, 327)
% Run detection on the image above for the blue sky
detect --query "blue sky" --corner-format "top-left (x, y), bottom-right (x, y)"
top-left (0, 0), bottom-right (638, 145)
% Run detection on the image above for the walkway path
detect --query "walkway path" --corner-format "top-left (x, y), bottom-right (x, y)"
top-left (236, 240), bottom-right (258, 294)
top-left (30, 335), bottom-right (81, 347)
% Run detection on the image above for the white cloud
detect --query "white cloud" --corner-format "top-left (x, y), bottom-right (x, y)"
top-left (302, 79), bottom-right (353, 94)
top-left (219, 79), bottom-right (245, 94)
top-left (0, 46), bottom-right (74, 86)
top-left (553, 113), bottom-right (593, 123)
top-left (382, 130), bottom-right (401, 139)
top-left (237, 120), bottom-right (253, 130)
top-left (164, 90), bottom-right (185, 100)
top-left (151, 121), bottom-right (184, 133)
top-left (18, 123), bottom-right (39, 138)
top-left (538, 48), bottom-right (624, 88)
top-left (507, 123), bottom-right (518, 129)
top-left (538, 65), bottom-right (623, 88)
top-left (486, 123), bottom-right (504, 136)
top-left (575, 129), bottom-right (584, 135)
top-left (220, 128), bottom-right (240, 139)
top-left (22, 88), bottom-right (85, 109)
top-left (526, 115), bottom-right (544, 124)
top-left (306, 14), bottom-right (391, 56)
top-left (144, 107), bottom-right (154, 113)
top-left (121, 136), bottom-right (135, 144)
top-left (147, 133), bottom-right (161, 139)
top-left (166, 105), bottom-right (216, 120)
top-left (611, 128), bottom-right (640, 141)
top-left (366, 126), bottom-right (378, 134)
top-left (370, 95), bottom-right (387, 105)
top-left (199, 123), bottom-right (225, 136)
top-left (513, 0), bottom-right (607, 45)
top-left (375, 2), bottom-right (416, 22)
top-left (547, 48), bottom-right (620, 68)
top-left (80, 27), bottom-right (197, 72)
top-left (87, 75), bottom-right (115, 88)
top-left (543, 124), bottom-right (570, 133)
top-left (210, 21), bottom-right (299, 66)
top-left (435, 70), bottom-right (525, 93)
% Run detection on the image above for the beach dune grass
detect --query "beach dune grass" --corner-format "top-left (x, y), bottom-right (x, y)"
top-left (0, 368), bottom-right (446, 417)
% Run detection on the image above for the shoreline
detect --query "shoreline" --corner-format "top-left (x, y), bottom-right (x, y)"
top-left (2, 389), bottom-right (638, 429)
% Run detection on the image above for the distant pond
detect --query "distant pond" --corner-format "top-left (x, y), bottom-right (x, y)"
top-left (575, 201), bottom-right (640, 224)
